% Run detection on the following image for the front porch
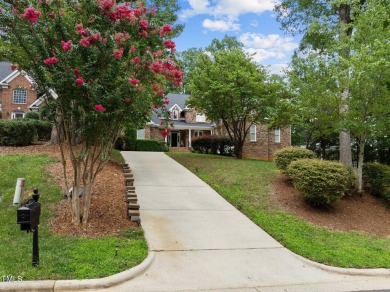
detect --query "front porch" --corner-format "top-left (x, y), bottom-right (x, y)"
top-left (166, 128), bottom-right (212, 148)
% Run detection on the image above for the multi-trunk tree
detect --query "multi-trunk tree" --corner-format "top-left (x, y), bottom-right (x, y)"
top-left (0, 0), bottom-right (184, 224)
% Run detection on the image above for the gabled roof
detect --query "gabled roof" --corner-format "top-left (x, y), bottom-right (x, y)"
top-left (0, 61), bottom-right (13, 82)
top-left (0, 61), bottom-right (35, 86)
top-left (166, 93), bottom-right (189, 110)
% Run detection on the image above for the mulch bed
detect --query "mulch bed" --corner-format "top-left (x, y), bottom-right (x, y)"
top-left (0, 143), bottom-right (136, 237)
top-left (271, 174), bottom-right (390, 237)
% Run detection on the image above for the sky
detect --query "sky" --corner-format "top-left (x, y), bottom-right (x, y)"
top-left (173, 0), bottom-right (302, 75)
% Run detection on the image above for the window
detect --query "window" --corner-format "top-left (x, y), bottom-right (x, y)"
top-left (137, 129), bottom-right (145, 140)
top-left (11, 110), bottom-right (25, 119)
top-left (194, 130), bottom-right (203, 137)
top-left (250, 125), bottom-right (256, 142)
top-left (13, 88), bottom-right (27, 104)
top-left (172, 109), bottom-right (179, 120)
top-left (196, 113), bottom-right (206, 122)
top-left (275, 128), bottom-right (281, 143)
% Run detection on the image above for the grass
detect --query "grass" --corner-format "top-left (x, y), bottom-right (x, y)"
top-left (167, 152), bottom-right (390, 268)
top-left (0, 154), bottom-right (147, 280)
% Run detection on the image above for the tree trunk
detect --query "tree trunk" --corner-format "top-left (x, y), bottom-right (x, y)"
top-left (356, 137), bottom-right (366, 194)
top-left (338, 4), bottom-right (353, 167)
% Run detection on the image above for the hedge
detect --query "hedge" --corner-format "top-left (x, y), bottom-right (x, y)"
top-left (32, 120), bottom-right (52, 140)
top-left (275, 147), bottom-right (317, 173)
top-left (286, 159), bottom-right (349, 206)
top-left (0, 119), bottom-right (37, 146)
top-left (115, 128), bottom-right (137, 151)
top-left (363, 163), bottom-right (390, 200)
top-left (135, 139), bottom-right (168, 152)
top-left (24, 111), bottom-right (41, 120)
top-left (191, 136), bottom-right (233, 156)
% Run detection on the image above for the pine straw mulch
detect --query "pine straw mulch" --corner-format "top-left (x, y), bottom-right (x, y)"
top-left (0, 143), bottom-right (136, 237)
top-left (271, 174), bottom-right (390, 237)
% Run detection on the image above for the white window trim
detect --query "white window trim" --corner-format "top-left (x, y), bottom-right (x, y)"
top-left (11, 111), bottom-right (25, 119)
top-left (13, 88), bottom-right (27, 104)
top-left (250, 125), bottom-right (256, 142)
top-left (275, 128), bottom-right (281, 143)
top-left (196, 113), bottom-right (206, 122)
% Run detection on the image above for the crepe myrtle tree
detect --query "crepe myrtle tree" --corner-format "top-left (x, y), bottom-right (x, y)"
top-left (0, 0), bottom-right (183, 224)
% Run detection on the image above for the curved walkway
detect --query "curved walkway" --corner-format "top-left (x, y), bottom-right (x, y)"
top-left (103, 152), bottom-right (390, 292)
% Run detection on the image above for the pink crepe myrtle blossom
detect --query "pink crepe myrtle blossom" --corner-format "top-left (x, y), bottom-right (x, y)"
top-left (112, 47), bottom-right (124, 59)
top-left (161, 128), bottom-right (171, 138)
top-left (43, 57), bottom-right (58, 65)
top-left (124, 98), bottom-right (132, 103)
top-left (139, 30), bottom-right (148, 38)
top-left (163, 40), bottom-right (176, 52)
top-left (88, 33), bottom-right (101, 43)
top-left (94, 104), bottom-right (106, 112)
top-left (76, 24), bottom-right (89, 36)
top-left (61, 40), bottom-right (72, 52)
top-left (48, 12), bottom-right (55, 19)
top-left (80, 37), bottom-right (91, 47)
top-left (159, 24), bottom-right (172, 37)
top-left (20, 7), bottom-right (41, 23)
top-left (130, 45), bottom-right (136, 53)
top-left (139, 19), bottom-right (148, 30)
top-left (131, 57), bottom-right (141, 64)
top-left (75, 76), bottom-right (85, 86)
top-left (10, 64), bottom-right (18, 71)
top-left (129, 78), bottom-right (139, 85)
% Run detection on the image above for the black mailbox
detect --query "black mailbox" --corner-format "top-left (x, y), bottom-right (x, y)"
top-left (17, 201), bottom-right (41, 231)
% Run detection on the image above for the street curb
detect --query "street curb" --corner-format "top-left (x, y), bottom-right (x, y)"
top-left (289, 249), bottom-right (390, 277)
top-left (0, 252), bottom-right (155, 292)
top-left (54, 251), bottom-right (155, 291)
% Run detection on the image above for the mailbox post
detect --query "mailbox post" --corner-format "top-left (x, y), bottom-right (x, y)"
top-left (17, 188), bottom-right (41, 267)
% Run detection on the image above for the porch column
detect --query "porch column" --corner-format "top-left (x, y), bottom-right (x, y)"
top-left (188, 129), bottom-right (192, 147)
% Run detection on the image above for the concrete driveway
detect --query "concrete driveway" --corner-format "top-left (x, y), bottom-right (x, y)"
top-left (103, 152), bottom-right (390, 292)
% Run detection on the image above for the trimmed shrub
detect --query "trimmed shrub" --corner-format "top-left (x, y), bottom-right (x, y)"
top-left (0, 119), bottom-right (37, 146)
top-left (192, 136), bottom-right (233, 156)
top-left (363, 163), bottom-right (390, 199)
top-left (32, 120), bottom-right (52, 140)
top-left (135, 139), bottom-right (168, 152)
top-left (114, 128), bottom-right (137, 151)
top-left (275, 147), bottom-right (317, 173)
top-left (24, 111), bottom-right (41, 120)
top-left (0, 111), bottom-right (2, 119)
top-left (286, 159), bottom-right (349, 206)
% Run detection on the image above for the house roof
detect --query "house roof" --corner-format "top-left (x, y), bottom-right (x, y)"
top-left (0, 61), bottom-right (13, 83)
top-left (166, 93), bottom-right (189, 110)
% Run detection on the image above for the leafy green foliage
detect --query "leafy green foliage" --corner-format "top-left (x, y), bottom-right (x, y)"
top-left (32, 120), bottom-right (52, 140)
top-left (135, 139), bottom-right (168, 152)
top-left (24, 111), bottom-right (41, 120)
top-left (363, 163), bottom-right (390, 200)
top-left (0, 0), bottom-right (184, 222)
top-left (115, 128), bottom-right (137, 151)
top-left (187, 36), bottom-right (283, 158)
top-left (191, 136), bottom-right (233, 156)
top-left (0, 120), bottom-right (37, 146)
top-left (286, 159), bottom-right (348, 206)
top-left (274, 147), bottom-right (317, 172)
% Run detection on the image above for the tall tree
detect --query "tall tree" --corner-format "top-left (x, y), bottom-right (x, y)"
top-left (275, 0), bottom-right (367, 166)
top-left (0, 0), bottom-right (183, 224)
top-left (187, 37), bottom-right (278, 159)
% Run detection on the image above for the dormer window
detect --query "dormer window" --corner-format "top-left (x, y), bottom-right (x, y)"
top-left (173, 109), bottom-right (179, 120)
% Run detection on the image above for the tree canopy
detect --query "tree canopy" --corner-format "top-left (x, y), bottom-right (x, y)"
top-left (187, 37), bottom-right (281, 159)
top-left (0, 0), bottom-right (184, 223)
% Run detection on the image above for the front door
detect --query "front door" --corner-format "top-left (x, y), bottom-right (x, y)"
top-left (171, 132), bottom-right (178, 147)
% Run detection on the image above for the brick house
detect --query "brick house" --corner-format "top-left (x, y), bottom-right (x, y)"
top-left (141, 93), bottom-right (291, 159)
top-left (0, 61), bottom-right (38, 119)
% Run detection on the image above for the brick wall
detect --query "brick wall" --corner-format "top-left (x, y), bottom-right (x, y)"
top-left (242, 125), bottom-right (291, 160)
top-left (185, 110), bottom-right (196, 123)
top-left (0, 74), bottom-right (37, 119)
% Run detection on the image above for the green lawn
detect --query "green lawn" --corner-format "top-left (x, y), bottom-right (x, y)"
top-left (168, 152), bottom-right (390, 268)
top-left (0, 154), bottom-right (147, 280)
